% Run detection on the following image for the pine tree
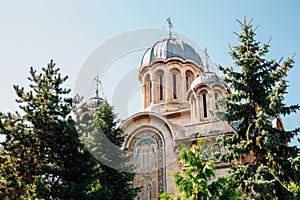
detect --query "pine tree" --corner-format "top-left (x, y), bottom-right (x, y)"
top-left (218, 18), bottom-right (300, 199)
top-left (0, 61), bottom-right (100, 199)
top-left (78, 100), bottom-right (138, 199)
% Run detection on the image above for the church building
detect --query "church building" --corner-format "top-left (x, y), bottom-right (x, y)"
top-left (81, 22), bottom-right (286, 199)
top-left (120, 26), bottom-right (234, 199)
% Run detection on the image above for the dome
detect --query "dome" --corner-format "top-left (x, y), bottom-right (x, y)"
top-left (141, 38), bottom-right (203, 66)
top-left (86, 97), bottom-right (103, 110)
top-left (191, 72), bottom-right (225, 90)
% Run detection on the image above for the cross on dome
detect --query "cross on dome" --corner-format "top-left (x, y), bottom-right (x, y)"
top-left (167, 17), bottom-right (173, 38)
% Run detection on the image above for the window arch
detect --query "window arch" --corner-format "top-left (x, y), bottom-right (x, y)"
top-left (170, 68), bottom-right (180, 100)
top-left (172, 73), bottom-right (177, 99)
top-left (131, 133), bottom-right (163, 199)
top-left (159, 74), bottom-right (163, 101)
top-left (199, 90), bottom-right (209, 120)
top-left (185, 70), bottom-right (194, 92)
top-left (203, 93), bottom-right (208, 118)
top-left (154, 70), bottom-right (164, 103)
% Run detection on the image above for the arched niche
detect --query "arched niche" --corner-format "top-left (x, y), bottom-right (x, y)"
top-left (185, 70), bottom-right (195, 93)
top-left (127, 127), bottom-right (165, 200)
top-left (198, 89), bottom-right (209, 121)
top-left (154, 69), bottom-right (164, 103)
top-left (169, 68), bottom-right (181, 100)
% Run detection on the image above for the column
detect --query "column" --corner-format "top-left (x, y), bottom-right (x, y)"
top-left (165, 75), bottom-right (172, 102)
top-left (181, 73), bottom-right (185, 101)
top-left (196, 95), bottom-right (200, 123)
top-left (151, 80), bottom-right (155, 104)
top-left (191, 98), bottom-right (195, 123)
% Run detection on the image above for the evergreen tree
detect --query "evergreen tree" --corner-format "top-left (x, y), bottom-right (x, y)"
top-left (218, 18), bottom-right (300, 199)
top-left (78, 100), bottom-right (138, 199)
top-left (0, 61), bottom-right (101, 199)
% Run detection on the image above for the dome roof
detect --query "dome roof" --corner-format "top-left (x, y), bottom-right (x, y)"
top-left (86, 97), bottom-right (103, 110)
top-left (191, 72), bottom-right (225, 90)
top-left (141, 38), bottom-right (203, 66)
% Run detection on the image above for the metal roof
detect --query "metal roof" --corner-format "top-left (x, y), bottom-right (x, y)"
top-left (141, 38), bottom-right (203, 66)
top-left (191, 72), bottom-right (225, 90)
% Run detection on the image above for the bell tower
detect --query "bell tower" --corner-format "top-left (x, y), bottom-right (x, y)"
top-left (139, 20), bottom-right (205, 126)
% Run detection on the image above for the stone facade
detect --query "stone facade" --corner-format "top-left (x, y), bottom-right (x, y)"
top-left (121, 37), bottom-right (234, 199)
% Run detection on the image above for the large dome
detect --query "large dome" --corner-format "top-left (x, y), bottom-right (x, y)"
top-left (141, 38), bottom-right (203, 66)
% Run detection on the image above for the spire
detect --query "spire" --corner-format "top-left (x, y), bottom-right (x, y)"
top-left (94, 75), bottom-right (102, 98)
top-left (167, 17), bottom-right (173, 38)
top-left (204, 48), bottom-right (210, 72)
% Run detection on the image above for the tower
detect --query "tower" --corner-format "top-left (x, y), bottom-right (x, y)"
top-left (76, 75), bottom-right (104, 121)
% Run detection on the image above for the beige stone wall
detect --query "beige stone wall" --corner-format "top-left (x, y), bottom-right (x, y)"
top-left (121, 57), bottom-right (234, 198)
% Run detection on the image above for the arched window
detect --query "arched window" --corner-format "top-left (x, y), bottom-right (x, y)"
top-left (159, 74), bottom-right (163, 101)
top-left (132, 135), bottom-right (161, 200)
top-left (173, 73), bottom-right (177, 99)
top-left (185, 75), bottom-right (189, 92)
top-left (155, 70), bottom-right (164, 103)
top-left (199, 90), bottom-right (209, 120)
top-left (170, 68), bottom-right (180, 100)
top-left (202, 93), bottom-right (208, 118)
top-left (185, 70), bottom-right (194, 92)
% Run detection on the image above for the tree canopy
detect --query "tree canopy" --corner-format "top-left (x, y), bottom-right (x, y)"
top-left (0, 61), bottom-right (137, 199)
top-left (164, 17), bottom-right (300, 200)
top-left (218, 17), bottom-right (300, 199)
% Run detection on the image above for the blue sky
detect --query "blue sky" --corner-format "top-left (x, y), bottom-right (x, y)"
top-left (0, 0), bottom-right (299, 144)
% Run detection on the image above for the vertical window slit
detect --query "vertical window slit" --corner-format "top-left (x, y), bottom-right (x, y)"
top-left (203, 93), bottom-right (207, 118)
top-left (159, 75), bottom-right (163, 101)
top-left (173, 74), bottom-right (177, 99)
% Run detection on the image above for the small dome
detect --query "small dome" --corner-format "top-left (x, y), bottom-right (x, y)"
top-left (191, 72), bottom-right (225, 90)
top-left (141, 38), bottom-right (203, 66)
top-left (86, 97), bottom-right (103, 110)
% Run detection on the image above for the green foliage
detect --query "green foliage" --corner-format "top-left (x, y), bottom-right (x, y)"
top-left (161, 140), bottom-right (239, 200)
top-left (0, 61), bottom-right (137, 199)
top-left (174, 141), bottom-right (215, 199)
top-left (77, 100), bottom-right (138, 200)
top-left (160, 192), bottom-right (171, 200)
top-left (218, 17), bottom-right (300, 199)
